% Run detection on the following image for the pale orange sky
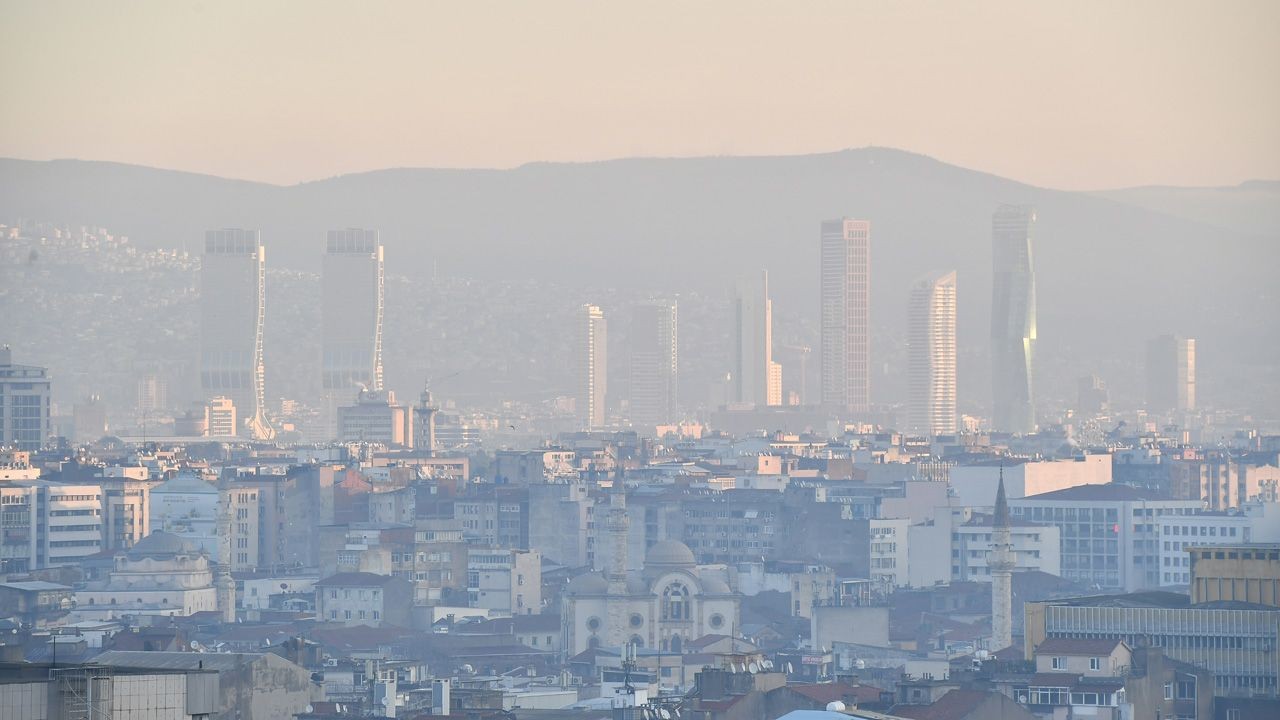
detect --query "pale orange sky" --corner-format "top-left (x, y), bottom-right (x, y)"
top-left (1, 0), bottom-right (1277, 189)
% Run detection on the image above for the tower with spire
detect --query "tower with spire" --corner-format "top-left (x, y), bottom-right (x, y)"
top-left (988, 465), bottom-right (1015, 651)
top-left (414, 386), bottom-right (439, 455)
top-left (216, 479), bottom-right (236, 624)
top-left (601, 475), bottom-right (630, 646)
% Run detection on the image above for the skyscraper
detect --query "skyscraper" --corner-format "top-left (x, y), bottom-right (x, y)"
top-left (990, 205), bottom-right (1037, 433)
top-left (322, 229), bottom-right (385, 436)
top-left (733, 270), bottom-right (779, 407)
top-left (630, 300), bottom-right (678, 427)
top-left (200, 229), bottom-right (273, 440)
top-left (1146, 334), bottom-right (1196, 413)
top-left (820, 218), bottom-right (871, 413)
top-left (577, 304), bottom-right (608, 428)
top-left (907, 270), bottom-right (957, 435)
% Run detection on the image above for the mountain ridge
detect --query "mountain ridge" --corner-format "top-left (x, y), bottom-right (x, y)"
top-left (2, 147), bottom-right (1276, 411)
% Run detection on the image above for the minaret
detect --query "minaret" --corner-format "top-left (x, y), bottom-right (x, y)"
top-left (988, 467), bottom-right (1015, 651)
top-left (216, 480), bottom-right (236, 623)
top-left (414, 386), bottom-right (438, 455)
top-left (602, 476), bottom-right (630, 647)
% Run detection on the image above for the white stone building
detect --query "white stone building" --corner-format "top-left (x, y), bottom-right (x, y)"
top-left (562, 539), bottom-right (740, 656)
top-left (76, 531), bottom-right (218, 620)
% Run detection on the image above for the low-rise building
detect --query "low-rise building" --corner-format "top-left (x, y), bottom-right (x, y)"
top-left (468, 548), bottom-right (541, 615)
top-left (1025, 591), bottom-right (1280, 697)
top-left (315, 571), bottom-right (412, 627)
top-left (1189, 544), bottom-right (1280, 606)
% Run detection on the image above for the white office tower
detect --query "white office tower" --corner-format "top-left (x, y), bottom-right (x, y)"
top-left (322, 229), bottom-right (385, 438)
top-left (201, 229), bottom-right (274, 440)
top-left (629, 300), bottom-right (678, 428)
top-left (988, 472), bottom-right (1015, 651)
top-left (577, 304), bottom-right (608, 428)
top-left (990, 205), bottom-right (1037, 433)
top-left (820, 219), bottom-right (871, 414)
top-left (733, 270), bottom-right (779, 407)
top-left (907, 270), bottom-right (958, 435)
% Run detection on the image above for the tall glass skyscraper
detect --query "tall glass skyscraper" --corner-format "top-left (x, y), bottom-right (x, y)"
top-left (201, 229), bottom-right (273, 440)
top-left (630, 300), bottom-right (678, 427)
top-left (733, 270), bottom-right (778, 407)
top-left (907, 270), bottom-right (957, 435)
top-left (990, 205), bottom-right (1037, 433)
top-left (820, 218), bottom-right (871, 413)
top-left (322, 229), bottom-right (385, 437)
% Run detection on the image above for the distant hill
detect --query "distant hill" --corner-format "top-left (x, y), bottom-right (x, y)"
top-left (1093, 180), bottom-right (1280, 237)
top-left (2, 148), bottom-right (1276, 413)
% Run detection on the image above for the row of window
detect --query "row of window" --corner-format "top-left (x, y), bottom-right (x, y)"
top-left (329, 609), bottom-right (380, 620)
top-left (327, 588), bottom-right (382, 600)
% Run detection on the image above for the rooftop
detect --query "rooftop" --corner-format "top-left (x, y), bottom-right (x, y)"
top-left (1020, 484), bottom-right (1174, 502)
top-left (314, 572), bottom-right (399, 588)
top-left (889, 689), bottom-right (994, 720)
top-left (1034, 637), bottom-right (1126, 656)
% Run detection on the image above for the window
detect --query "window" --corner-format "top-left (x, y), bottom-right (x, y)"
top-left (662, 582), bottom-right (690, 620)
top-left (1089, 657), bottom-right (1101, 671)
top-left (1051, 657), bottom-right (1065, 670)
top-left (1164, 683), bottom-right (1173, 700)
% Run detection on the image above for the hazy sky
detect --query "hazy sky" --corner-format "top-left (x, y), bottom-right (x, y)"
top-left (2, 1), bottom-right (1277, 189)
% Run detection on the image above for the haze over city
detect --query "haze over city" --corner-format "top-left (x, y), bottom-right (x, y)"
top-left (1, 3), bottom-right (1279, 720)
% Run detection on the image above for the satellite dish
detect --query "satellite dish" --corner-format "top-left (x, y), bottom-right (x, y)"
top-left (786, 662), bottom-right (794, 674)
top-left (826, 701), bottom-right (847, 712)
top-left (660, 710), bottom-right (672, 720)
top-left (304, 705), bottom-right (314, 714)
top-left (855, 659), bottom-right (866, 669)
top-left (748, 662), bottom-right (759, 673)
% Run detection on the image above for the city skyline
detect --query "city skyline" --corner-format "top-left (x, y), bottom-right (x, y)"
top-left (3, 4), bottom-right (1279, 718)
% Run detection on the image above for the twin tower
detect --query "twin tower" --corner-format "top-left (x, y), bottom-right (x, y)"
top-left (200, 228), bottom-right (384, 440)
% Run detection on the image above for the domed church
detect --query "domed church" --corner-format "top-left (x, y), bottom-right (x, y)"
top-left (562, 492), bottom-right (739, 655)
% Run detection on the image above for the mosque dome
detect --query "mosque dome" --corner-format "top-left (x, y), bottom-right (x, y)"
top-left (645, 540), bottom-right (696, 567)
top-left (127, 531), bottom-right (199, 559)
top-left (701, 576), bottom-right (732, 594)
top-left (565, 572), bottom-right (609, 595)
